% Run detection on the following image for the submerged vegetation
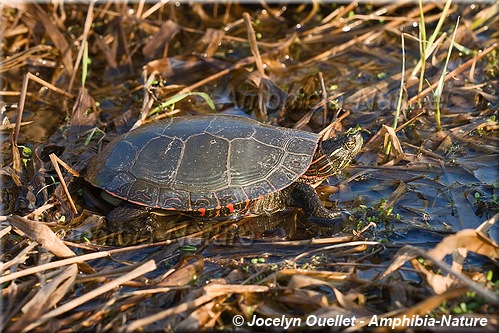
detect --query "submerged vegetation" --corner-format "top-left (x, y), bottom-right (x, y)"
top-left (1, 2), bottom-right (498, 332)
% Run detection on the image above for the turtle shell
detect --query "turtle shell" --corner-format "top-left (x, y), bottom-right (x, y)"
top-left (85, 115), bottom-right (320, 216)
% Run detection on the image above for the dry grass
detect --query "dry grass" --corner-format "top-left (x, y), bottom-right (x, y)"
top-left (1, 2), bottom-right (498, 332)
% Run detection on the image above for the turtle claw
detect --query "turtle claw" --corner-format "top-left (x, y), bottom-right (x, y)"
top-left (308, 215), bottom-right (344, 233)
top-left (309, 209), bottom-right (351, 230)
top-left (336, 209), bottom-right (352, 217)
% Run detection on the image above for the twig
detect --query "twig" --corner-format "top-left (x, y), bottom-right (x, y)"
top-left (68, 0), bottom-right (95, 92)
top-left (49, 154), bottom-right (78, 214)
top-left (297, 4), bottom-right (433, 68)
top-left (14, 73), bottom-right (74, 145)
top-left (395, 110), bottom-right (426, 133)
top-left (14, 74), bottom-right (29, 146)
top-left (0, 250), bottom-right (110, 284)
top-left (176, 31), bottom-right (294, 96)
top-left (381, 245), bottom-right (499, 306)
top-left (407, 43), bottom-right (497, 105)
top-left (298, 0), bottom-right (320, 27)
top-left (0, 225), bottom-right (12, 239)
top-left (317, 72), bottom-right (329, 124)
top-left (293, 241), bottom-right (382, 261)
top-left (401, 141), bottom-right (444, 160)
top-left (0, 241), bottom-right (38, 273)
top-left (22, 260), bottom-right (157, 333)
top-left (242, 12), bottom-right (265, 76)
top-left (124, 284), bottom-right (269, 332)
top-left (135, 69), bottom-right (158, 129)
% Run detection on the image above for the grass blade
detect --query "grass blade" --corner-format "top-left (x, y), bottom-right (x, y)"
top-left (434, 16), bottom-right (460, 131)
top-left (148, 92), bottom-right (216, 117)
top-left (385, 34), bottom-right (406, 156)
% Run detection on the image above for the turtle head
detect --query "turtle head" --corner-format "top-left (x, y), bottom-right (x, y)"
top-left (304, 130), bottom-right (363, 181)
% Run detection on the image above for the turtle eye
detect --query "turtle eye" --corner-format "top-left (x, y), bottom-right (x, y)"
top-left (345, 140), bottom-right (357, 150)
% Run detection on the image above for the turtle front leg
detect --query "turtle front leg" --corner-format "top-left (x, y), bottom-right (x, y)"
top-left (282, 183), bottom-right (342, 219)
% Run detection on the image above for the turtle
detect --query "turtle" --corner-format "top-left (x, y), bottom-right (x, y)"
top-left (85, 115), bottom-right (363, 231)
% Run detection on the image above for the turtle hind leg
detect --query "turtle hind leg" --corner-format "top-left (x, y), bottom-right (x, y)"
top-left (249, 191), bottom-right (286, 216)
top-left (282, 183), bottom-right (342, 219)
top-left (106, 201), bottom-right (152, 232)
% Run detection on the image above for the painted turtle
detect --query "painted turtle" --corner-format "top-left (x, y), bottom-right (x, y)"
top-left (85, 115), bottom-right (363, 230)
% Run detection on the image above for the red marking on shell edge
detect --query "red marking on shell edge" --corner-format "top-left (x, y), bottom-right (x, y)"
top-left (215, 205), bottom-right (222, 217)
top-left (227, 203), bottom-right (235, 213)
top-left (198, 208), bottom-right (206, 217)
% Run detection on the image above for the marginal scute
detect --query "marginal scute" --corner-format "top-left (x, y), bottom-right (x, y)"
top-left (215, 187), bottom-right (249, 208)
top-left (190, 191), bottom-right (219, 209)
top-left (242, 180), bottom-right (275, 199)
top-left (128, 179), bottom-right (159, 206)
top-left (159, 187), bottom-right (190, 210)
top-left (106, 172), bottom-right (135, 198)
